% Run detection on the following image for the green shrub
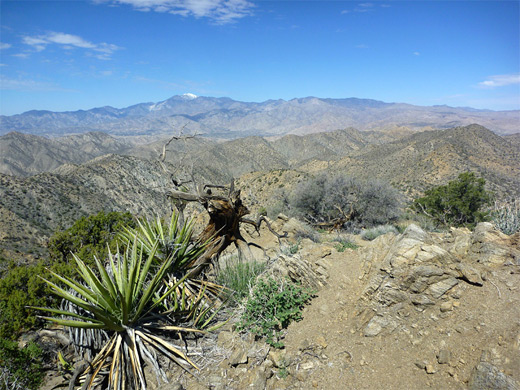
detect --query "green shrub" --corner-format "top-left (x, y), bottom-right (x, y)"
top-left (0, 262), bottom-right (50, 339)
top-left (238, 278), bottom-right (313, 348)
top-left (413, 172), bottom-right (491, 228)
top-left (0, 337), bottom-right (44, 390)
top-left (216, 256), bottom-right (266, 304)
top-left (361, 225), bottom-right (399, 241)
top-left (48, 210), bottom-right (136, 266)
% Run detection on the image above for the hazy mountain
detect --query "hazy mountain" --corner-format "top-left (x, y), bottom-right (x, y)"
top-left (1, 95), bottom-right (518, 137)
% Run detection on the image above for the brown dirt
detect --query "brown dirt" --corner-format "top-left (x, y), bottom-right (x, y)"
top-left (278, 241), bottom-right (520, 390)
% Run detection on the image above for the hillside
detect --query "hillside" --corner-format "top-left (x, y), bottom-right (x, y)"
top-left (1, 95), bottom-right (518, 137)
top-left (0, 132), bottom-right (133, 177)
top-left (0, 155), bottom-right (173, 259)
top-left (310, 124), bottom-right (520, 199)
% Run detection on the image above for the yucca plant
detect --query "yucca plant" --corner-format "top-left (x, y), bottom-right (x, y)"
top-left (32, 239), bottom-right (206, 390)
top-left (119, 212), bottom-right (206, 269)
top-left (119, 212), bottom-right (226, 321)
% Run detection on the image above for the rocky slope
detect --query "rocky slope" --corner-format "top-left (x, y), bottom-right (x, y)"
top-left (0, 154), bottom-right (174, 259)
top-left (0, 131), bottom-right (133, 177)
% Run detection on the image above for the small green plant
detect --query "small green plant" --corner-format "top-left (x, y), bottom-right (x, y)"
top-left (238, 277), bottom-right (313, 348)
top-left (216, 256), bottom-right (266, 304)
top-left (277, 362), bottom-right (288, 379)
top-left (0, 337), bottom-right (44, 390)
top-left (333, 239), bottom-right (358, 252)
top-left (361, 224), bottom-right (399, 241)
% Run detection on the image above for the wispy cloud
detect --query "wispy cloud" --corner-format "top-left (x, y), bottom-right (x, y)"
top-left (0, 75), bottom-right (75, 92)
top-left (413, 51), bottom-right (420, 56)
top-left (0, 43), bottom-right (11, 50)
top-left (477, 74), bottom-right (520, 88)
top-left (22, 32), bottom-right (121, 60)
top-left (97, 0), bottom-right (254, 24)
top-left (341, 2), bottom-right (388, 15)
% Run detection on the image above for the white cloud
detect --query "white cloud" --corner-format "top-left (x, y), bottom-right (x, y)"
top-left (98, 0), bottom-right (254, 23)
top-left (22, 32), bottom-right (121, 59)
top-left (0, 43), bottom-right (12, 50)
top-left (413, 51), bottom-right (420, 56)
top-left (478, 74), bottom-right (520, 88)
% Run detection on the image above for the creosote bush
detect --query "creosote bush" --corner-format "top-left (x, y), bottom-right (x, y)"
top-left (238, 277), bottom-right (314, 348)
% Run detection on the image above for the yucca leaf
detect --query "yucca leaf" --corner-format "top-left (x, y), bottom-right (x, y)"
top-left (38, 316), bottom-right (106, 329)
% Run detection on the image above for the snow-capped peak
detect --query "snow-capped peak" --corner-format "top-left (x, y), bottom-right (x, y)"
top-left (182, 93), bottom-right (198, 100)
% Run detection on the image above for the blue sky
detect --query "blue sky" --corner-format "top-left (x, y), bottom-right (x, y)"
top-left (0, 0), bottom-right (519, 115)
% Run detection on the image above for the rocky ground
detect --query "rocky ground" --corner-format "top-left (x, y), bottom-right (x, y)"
top-left (40, 218), bottom-right (519, 390)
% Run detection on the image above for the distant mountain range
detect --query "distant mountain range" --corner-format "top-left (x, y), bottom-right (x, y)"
top-left (1, 95), bottom-right (519, 137)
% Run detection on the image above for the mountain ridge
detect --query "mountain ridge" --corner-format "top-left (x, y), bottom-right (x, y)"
top-left (1, 95), bottom-right (518, 136)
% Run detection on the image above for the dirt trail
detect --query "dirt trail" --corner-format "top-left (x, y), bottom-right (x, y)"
top-left (277, 240), bottom-right (520, 390)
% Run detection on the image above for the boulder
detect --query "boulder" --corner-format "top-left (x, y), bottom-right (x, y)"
top-left (468, 362), bottom-right (519, 390)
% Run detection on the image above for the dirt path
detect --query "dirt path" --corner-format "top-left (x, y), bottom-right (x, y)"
top-left (276, 242), bottom-right (520, 390)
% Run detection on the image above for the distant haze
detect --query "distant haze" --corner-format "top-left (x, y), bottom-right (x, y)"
top-left (1, 95), bottom-right (518, 137)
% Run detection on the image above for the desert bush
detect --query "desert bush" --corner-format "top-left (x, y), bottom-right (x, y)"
top-left (0, 337), bottom-right (44, 390)
top-left (412, 172), bottom-right (491, 228)
top-left (290, 174), bottom-right (402, 229)
top-left (0, 262), bottom-right (50, 340)
top-left (216, 255), bottom-right (266, 305)
top-left (361, 224), bottom-right (399, 241)
top-left (492, 199), bottom-right (520, 235)
top-left (238, 277), bottom-right (313, 348)
top-left (48, 210), bottom-right (135, 265)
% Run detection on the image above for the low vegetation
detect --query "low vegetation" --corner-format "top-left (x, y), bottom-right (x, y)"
top-left (0, 338), bottom-right (44, 390)
top-left (290, 174), bottom-right (402, 230)
top-left (216, 256), bottom-right (266, 305)
top-left (361, 224), bottom-right (399, 241)
top-left (238, 277), bottom-right (314, 348)
top-left (412, 172), bottom-right (491, 228)
top-left (492, 199), bottom-right (520, 235)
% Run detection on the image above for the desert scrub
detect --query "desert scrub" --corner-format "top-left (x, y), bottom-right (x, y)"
top-left (238, 277), bottom-right (314, 348)
top-left (332, 237), bottom-right (359, 251)
top-left (361, 224), bottom-right (399, 241)
top-left (492, 199), bottom-right (520, 235)
top-left (216, 256), bottom-right (266, 305)
top-left (0, 337), bottom-right (44, 390)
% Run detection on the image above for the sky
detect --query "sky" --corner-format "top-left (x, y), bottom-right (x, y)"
top-left (0, 0), bottom-right (519, 115)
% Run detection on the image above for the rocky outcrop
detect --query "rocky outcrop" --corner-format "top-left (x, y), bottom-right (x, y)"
top-left (355, 223), bottom-right (519, 337)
